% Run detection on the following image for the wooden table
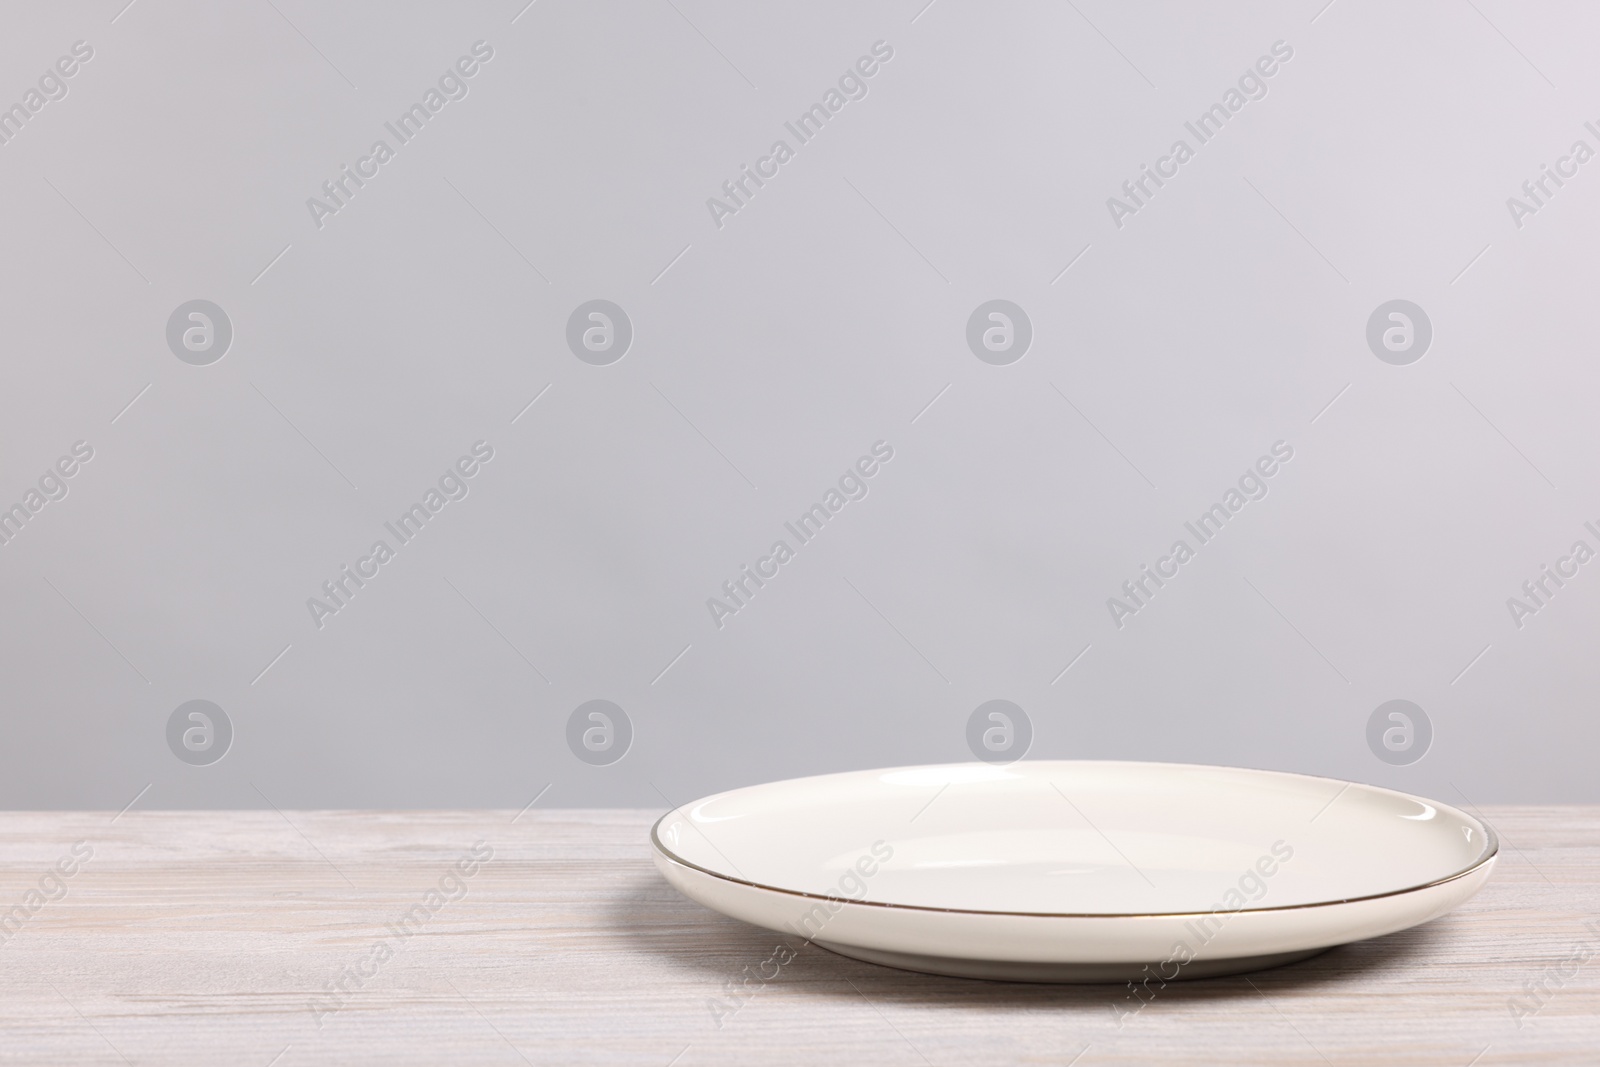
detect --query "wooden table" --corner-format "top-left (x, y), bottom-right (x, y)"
top-left (0, 807), bottom-right (1595, 1065)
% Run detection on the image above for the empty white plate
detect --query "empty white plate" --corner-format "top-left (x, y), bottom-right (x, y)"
top-left (651, 761), bottom-right (1497, 982)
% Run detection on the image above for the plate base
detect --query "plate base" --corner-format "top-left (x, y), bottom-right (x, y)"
top-left (814, 941), bottom-right (1333, 983)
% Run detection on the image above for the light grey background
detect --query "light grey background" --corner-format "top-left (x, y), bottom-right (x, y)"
top-left (2, 0), bottom-right (1595, 809)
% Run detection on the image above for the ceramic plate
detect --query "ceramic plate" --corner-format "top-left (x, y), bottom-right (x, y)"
top-left (651, 761), bottom-right (1496, 982)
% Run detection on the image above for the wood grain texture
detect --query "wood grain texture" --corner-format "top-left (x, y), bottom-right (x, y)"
top-left (0, 806), bottom-right (1594, 1065)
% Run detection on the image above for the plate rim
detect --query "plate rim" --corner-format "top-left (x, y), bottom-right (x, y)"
top-left (649, 759), bottom-right (1500, 920)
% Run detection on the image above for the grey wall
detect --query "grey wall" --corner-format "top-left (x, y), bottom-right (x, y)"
top-left (2, 0), bottom-right (1596, 810)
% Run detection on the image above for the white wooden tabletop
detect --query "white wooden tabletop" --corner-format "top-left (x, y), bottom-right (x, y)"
top-left (0, 806), bottom-right (1595, 1065)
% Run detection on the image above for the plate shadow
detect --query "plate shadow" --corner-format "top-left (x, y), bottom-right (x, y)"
top-left (606, 869), bottom-right (1464, 1013)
